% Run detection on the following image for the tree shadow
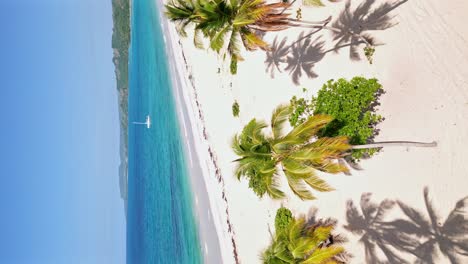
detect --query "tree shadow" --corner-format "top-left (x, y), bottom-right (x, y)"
top-left (264, 32), bottom-right (369, 84)
top-left (265, 26), bottom-right (326, 82)
top-left (285, 32), bottom-right (327, 85)
top-left (265, 36), bottom-right (289, 78)
top-left (344, 188), bottom-right (468, 263)
top-left (264, 0), bottom-right (408, 83)
top-left (331, 0), bottom-right (408, 60)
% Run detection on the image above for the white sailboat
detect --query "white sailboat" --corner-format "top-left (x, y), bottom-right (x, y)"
top-left (133, 115), bottom-right (151, 129)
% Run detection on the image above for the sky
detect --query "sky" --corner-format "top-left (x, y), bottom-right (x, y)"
top-left (0, 0), bottom-right (125, 263)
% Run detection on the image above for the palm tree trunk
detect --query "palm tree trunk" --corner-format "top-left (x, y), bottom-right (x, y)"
top-left (350, 141), bottom-right (437, 149)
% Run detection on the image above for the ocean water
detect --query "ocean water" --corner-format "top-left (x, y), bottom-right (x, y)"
top-left (127, 0), bottom-right (203, 263)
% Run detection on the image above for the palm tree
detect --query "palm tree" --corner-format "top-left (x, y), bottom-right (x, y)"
top-left (232, 105), bottom-right (437, 200)
top-left (165, 0), bottom-right (329, 74)
top-left (232, 105), bottom-right (350, 200)
top-left (350, 141), bottom-right (437, 149)
top-left (262, 208), bottom-right (348, 264)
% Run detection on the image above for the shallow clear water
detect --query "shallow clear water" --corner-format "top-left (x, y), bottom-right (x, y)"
top-left (126, 0), bottom-right (203, 263)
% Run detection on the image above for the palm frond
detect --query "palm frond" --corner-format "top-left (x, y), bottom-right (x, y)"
top-left (231, 134), bottom-right (247, 156)
top-left (303, 0), bottom-right (325, 7)
top-left (271, 104), bottom-right (292, 139)
top-left (301, 246), bottom-right (344, 264)
top-left (193, 28), bottom-right (205, 48)
top-left (282, 158), bottom-right (316, 175)
top-left (233, 156), bottom-right (261, 179)
top-left (175, 20), bottom-right (191, 37)
top-left (241, 28), bottom-right (269, 50)
top-left (284, 114), bottom-right (333, 144)
top-left (265, 173), bottom-right (286, 199)
top-left (289, 217), bottom-right (306, 243)
top-left (308, 137), bottom-right (350, 157)
top-left (227, 28), bottom-right (244, 61)
top-left (228, 0), bottom-right (239, 9)
top-left (304, 174), bottom-right (334, 192)
top-left (291, 237), bottom-right (316, 259)
top-left (308, 225), bottom-right (333, 241)
top-left (284, 174), bottom-right (316, 200)
top-left (210, 25), bottom-right (232, 52)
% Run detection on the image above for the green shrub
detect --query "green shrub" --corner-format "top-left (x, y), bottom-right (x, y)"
top-left (289, 96), bottom-right (313, 127)
top-left (275, 207), bottom-right (294, 235)
top-left (247, 167), bottom-right (269, 197)
top-left (232, 101), bottom-right (240, 117)
top-left (364, 46), bottom-right (375, 64)
top-left (230, 59), bottom-right (237, 74)
top-left (290, 77), bottom-right (383, 160)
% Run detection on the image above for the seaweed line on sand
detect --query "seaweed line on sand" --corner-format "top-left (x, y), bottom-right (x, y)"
top-left (178, 40), bottom-right (240, 264)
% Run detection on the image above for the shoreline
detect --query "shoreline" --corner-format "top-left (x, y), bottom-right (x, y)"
top-left (155, 0), bottom-right (238, 263)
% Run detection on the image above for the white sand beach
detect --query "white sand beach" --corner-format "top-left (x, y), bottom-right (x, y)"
top-left (162, 0), bottom-right (468, 263)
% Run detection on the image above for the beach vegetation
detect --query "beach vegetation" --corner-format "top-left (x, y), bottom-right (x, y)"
top-left (233, 102), bottom-right (437, 200)
top-left (111, 0), bottom-right (131, 206)
top-left (232, 105), bottom-right (349, 200)
top-left (364, 46), bottom-right (375, 64)
top-left (262, 208), bottom-right (348, 264)
top-left (290, 77), bottom-right (384, 160)
top-left (274, 207), bottom-right (293, 235)
top-left (165, 0), bottom-right (333, 74)
top-left (230, 59), bottom-right (238, 75)
top-left (232, 101), bottom-right (240, 117)
top-left (303, 0), bottom-right (325, 7)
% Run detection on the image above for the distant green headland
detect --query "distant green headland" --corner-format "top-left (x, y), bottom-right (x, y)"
top-left (112, 0), bottom-right (130, 217)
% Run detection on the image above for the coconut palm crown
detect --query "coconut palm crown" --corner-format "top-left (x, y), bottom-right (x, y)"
top-left (262, 208), bottom-right (348, 264)
top-left (165, 0), bottom-right (292, 73)
top-left (232, 105), bottom-right (350, 200)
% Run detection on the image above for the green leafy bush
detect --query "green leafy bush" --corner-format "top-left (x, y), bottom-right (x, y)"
top-left (232, 101), bottom-right (240, 117)
top-left (289, 77), bottom-right (383, 160)
top-left (364, 46), bottom-right (375, 64)
top-left (289, 96), bottom-right (313, 127)
top-left (230, 59), bottom-right (237, 75)
top-left (275, 207), bottom-right (294, 235)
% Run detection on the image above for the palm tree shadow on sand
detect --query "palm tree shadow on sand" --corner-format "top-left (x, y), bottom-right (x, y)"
top-left (264, 0), bottom-right (408, 84)
top-left (344, 188), bottom-right (468, 263)
top-left (284, 32), bottom-right (326, 85)
top-left (331, 0), bottom-right (409, 60)
top-left (265, 30), bottom-right (358, 85)
top-left (265, 36), bottom-right (290, 78)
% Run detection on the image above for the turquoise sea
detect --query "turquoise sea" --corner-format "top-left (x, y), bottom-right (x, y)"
top-left (127, 0), bottom-right (203, 263)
